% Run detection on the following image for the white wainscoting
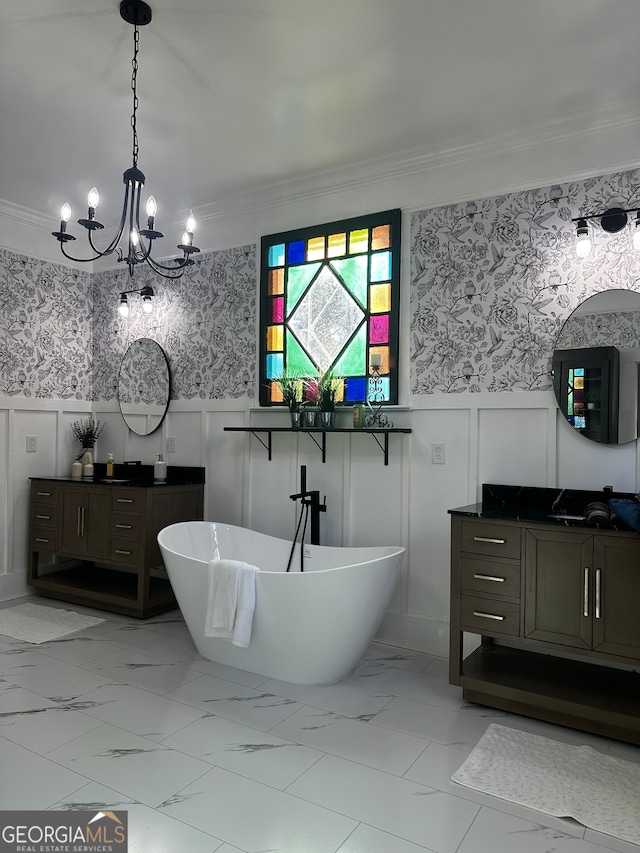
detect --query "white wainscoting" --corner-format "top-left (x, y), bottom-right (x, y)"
top-left (2, 392), bottom-right (638, 657)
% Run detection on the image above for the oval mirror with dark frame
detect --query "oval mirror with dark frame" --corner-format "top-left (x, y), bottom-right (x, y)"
top-left (118, 338), bottom-right (171, 436)
top-left (552, 289), bottom-right (640, 445)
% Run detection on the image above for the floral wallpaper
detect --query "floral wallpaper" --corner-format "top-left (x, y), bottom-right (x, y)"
top-left (0, 249), bottom-right (92, 398)
top-left (410, 168), bottom-right (640, 393)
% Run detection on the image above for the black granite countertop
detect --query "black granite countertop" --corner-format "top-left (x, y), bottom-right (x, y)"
top-left (31, 464), bottom-right (205, 487)
top-left (449, 483), bottom-right (640, 532)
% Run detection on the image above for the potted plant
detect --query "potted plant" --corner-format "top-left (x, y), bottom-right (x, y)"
top-left (71, 417), bottom-right (104, 463)
top-left (316, 369), bottom-right (343, 428)
top-left (273, 373), bottom-right (304, 427)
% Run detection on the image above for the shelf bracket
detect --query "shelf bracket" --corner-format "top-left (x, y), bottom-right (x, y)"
top-left (369, 430), bottom-right (391, 465)
top-left (248, 429), bottom-right (272, 460)
top-left (304, 430), bottom-right (327, 463)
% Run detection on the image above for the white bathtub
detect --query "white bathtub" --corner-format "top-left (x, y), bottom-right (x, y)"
top-left (157, 521), bottom-right (405, 685)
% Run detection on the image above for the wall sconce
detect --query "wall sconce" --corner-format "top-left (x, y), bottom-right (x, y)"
top-left (573, 207), bottom-right (640, 257)
top-left (118, 285), bottom-right (154, 318)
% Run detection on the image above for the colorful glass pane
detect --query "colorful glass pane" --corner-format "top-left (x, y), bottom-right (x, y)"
top-left (371, 251), bottom-right (391, 282)
top-left (286, 329), bottom-right (317, 377)
top-left (367, 376), bottom-right (390, 401)
top-left (330, 256), bottom-right (368, 309)
top-left (266, 353), bottom-right (283, 378)
top-left (288, 241), bottom-right (305, 264)
top-left (271, 297), bottom-right (284, 323)
top-left (369, 346), bottom-right (389, 373)
top-left (370, 283), bottom-right (391, 313)
top-left (287, 263), bottom-right (321, 313)
top-left (268, 244), bottom-right (285, 267)
top-left (345, 376), bottom-right (367, 402)
top-left (328, 232), bottom-right (347, 257)
top-left (332, 323), bottom-right (366, 376)
top-left (268, 268), bottom-right (284, 295)
top-left (269, 381), bottom-right (284, 403)
top-left (267, 325), bottom-right (283, 351)
top-left (372, 224), bottom-right (391, 250)
top-left (370, 314), bottom-right (389, 344)
top-left (349, 229), bottom-right (368, 253)
top-left (307, 236), bottom-right (325, 261)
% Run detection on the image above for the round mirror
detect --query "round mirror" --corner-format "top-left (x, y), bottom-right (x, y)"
top-left (552, 289), bottom-right (640, 445)
top-left (118, 338), bottom-right (171, 435)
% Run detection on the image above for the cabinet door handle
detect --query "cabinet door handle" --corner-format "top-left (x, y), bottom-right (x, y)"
top-left (115, 549), bottom-right (132, 556)
top-left (77, 507), bottom-right (82, 537)
top-left (472, 611), bottom-right (505, 621)
top-left (115, 523), bottom-right (133, 529)
top-left (116, 498), bottom-right (134, 504)
top-left (36, 514), bottom-right (51, 520)
top-left (473, 536), bottom-right (506, 544)
top-left (36, 491), bottom-right (51, 497)
top-left (81, 506), bottom-right (85, 537)
top-left (583, 567), bottom-right (589, 617)
top-left (595, 568), bottom-right (601, 619)
top-left (473, 573), bottom-right (505, 582)
top-left (35, 537), bottom-right (50, 543)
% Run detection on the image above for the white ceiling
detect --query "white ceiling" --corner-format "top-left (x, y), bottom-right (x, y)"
top-left (3, 0), bottom-right (640, 241)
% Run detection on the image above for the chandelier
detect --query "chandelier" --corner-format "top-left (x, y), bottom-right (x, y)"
top-left (51, 0), bottom-right (200, 292)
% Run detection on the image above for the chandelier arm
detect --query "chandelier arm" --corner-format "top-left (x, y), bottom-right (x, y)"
top-left (145, 255), bottom-right (194, 279)
top-left (59, 243), bottom-right (106, 264)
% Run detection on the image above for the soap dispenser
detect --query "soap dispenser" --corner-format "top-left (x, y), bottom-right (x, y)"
top-left (106, 453), bottom-right (115, 478)
top-left (154, 454), bottom-right (167, 482)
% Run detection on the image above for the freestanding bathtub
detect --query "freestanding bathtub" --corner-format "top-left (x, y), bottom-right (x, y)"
top-left (157, 521), bottom-right (405, 685)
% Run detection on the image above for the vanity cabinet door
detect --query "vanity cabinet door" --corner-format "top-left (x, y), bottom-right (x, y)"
top-left (524, 528), bottom-right (593, 649)
top-left (592, 536), bottom-right (640, 659)
top-left (58, 485), bottom-right (110, 559)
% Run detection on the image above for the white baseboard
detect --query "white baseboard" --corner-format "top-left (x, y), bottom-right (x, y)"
top-left (0, 571), bottom-right (30, 602)
top-left (375, 611), bottom-right (449, 658)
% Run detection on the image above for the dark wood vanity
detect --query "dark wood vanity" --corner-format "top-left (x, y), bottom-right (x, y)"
top-left (28, 466), bottom-right (204, 618)
top-left (449, 485), bottom-right (640, 744)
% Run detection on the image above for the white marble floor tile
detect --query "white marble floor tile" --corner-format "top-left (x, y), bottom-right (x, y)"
top-left (287, 753), bottom-right (480, 852)
top-left (162, 713), bottom-right (324, 789)
top-left (80, 622), bottom-right (197, 661)
top-left (272, 705), bottom-right (429, 776)
top-left (46, 722), bottom-right (211, 807)
top-left (158, 764), bottom-right (357, 853)
top-left (51, 781), bottom-right (222, 853)
top-left (0, 736), bottom-right (88, 809)
top-left (84, 648), bottom-right (202, 695)
top-left (371, 695), bottom-right (492, 749)
top-left (364, 642), bottom-right (439, 672)
top-left (171, 649), bottom-right (270, 688)
top-left (422, 656), bottom-right (450, 680)
top-left (35, 635), bottom-right (122, 665)
top-left (337, 823), bottom-right (434, 853)
top-left (0, 682), bottom-right (103, 753)
top-left (166, 674), bottom-right (303, 730)
top-left (0, 651), bottom-right (114, 700)
top-left (76, 682), bottom-right (206, 740)
top-left (346, 663), bottom-right (465, 711)
top-left (258, 677), bottom-right (394, 719)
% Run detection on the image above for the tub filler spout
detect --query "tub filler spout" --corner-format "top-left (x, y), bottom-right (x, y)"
top-left (289, 464), bottom-right (326, 545)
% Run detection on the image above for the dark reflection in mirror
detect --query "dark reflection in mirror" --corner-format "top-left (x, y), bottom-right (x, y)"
top-left (118, 338), bottom-right (171, 435)
top-left (552, 289), bottom-right (640, 445)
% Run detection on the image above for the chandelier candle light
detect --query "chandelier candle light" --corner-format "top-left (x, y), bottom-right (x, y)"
top-left (51, 0), bottom-right (200, 315)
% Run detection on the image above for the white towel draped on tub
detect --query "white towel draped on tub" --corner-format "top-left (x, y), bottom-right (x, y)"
top-left (205, 559), bottom-right (257, 647)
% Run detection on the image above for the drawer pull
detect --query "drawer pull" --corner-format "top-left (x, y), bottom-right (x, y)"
top-left (36, 514), bottom-right (51, 520)
top-left (115, 523), bottom-right (133, 529)
top-left (595, 568), bottom-right (601, 619)
top-left (473, 573), bottom-right (505, 583)
top-left (35, 537), bottom-right (50, 543)
top-left (583, 567), bottom-right (589, 617)
top-left (472, 610), bottom-right (505, 621)
top-left (116, 498), bottom-right (134, 504)
top-left (473, 536), bottom-right (506, 545)
top-left (115, 549), bottom-right (132, 556)
top-left (36, 491), bottom-right (51, 497)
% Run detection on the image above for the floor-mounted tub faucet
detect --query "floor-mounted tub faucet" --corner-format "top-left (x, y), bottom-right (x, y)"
top-left (289, 464), bottom-right (326, 545)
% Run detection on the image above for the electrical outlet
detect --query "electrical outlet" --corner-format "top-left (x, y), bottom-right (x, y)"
top-left (431, 442), bottom-right (446, 464)
top-left (26, 435), bottom-right (37, 453)
top-left (167, 437), bottom-right (176, 453)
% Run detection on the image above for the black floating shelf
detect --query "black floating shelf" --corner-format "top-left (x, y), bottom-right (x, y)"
top-left (223, 426), bottom-right (412, 465)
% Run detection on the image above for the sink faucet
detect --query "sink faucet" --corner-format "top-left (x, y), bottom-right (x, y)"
top-left (289, 465), bottom-right (326, 545)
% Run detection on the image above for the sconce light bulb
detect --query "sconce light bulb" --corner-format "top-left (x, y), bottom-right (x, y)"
top-left (118, 295), bottom-right (129, 318)
top-left (146, 195), bottom-right (157, 218)
top-left (87, 187), bottom-right (99, 209)
top-left (575, 220), bottom-right (591, 258)
top-left (142, 298), bottom-right (153, 314)
top-left (60, 202), bottom-right (71, 222)
top-left (186, 210), bottom-right (197, 234)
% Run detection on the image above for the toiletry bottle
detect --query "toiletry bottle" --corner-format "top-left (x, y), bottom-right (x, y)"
top-left (353, 403), bottom-right (365, 429)
top-left (154, 454), bottom-right (167, 481)
top-left (83, 461), bottom-right (94, 479)
top-left (71, 460), bottom-right (83, 479)
top-left (106, 453), bottom-right (115, 478)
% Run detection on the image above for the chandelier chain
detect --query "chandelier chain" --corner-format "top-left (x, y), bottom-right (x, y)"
top-left (130, 24), bottom-right (140, 168)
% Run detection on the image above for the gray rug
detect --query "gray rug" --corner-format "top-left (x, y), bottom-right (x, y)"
top-left (0, 602), bottom-right (104, 643)
top-left (452, 723), bottom-right (640, 845)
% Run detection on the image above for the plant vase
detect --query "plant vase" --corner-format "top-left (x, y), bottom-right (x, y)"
top-left (290, 412), bottom-right (302, 428)
top-left (301, 409), bottom-right (318, 428)
top-left (319, 411), bottom-right (336, 428)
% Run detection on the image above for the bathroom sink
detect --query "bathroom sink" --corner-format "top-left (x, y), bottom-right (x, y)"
top-left (548, 513), bottom-right (585, 521)
top-left (97, 478), bottom-right (133, 484)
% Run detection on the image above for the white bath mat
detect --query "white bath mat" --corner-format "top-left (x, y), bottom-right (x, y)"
top-left (452, 723), bottom-right (640, 845)
top-left (0, 603), bottom-right (104, 644)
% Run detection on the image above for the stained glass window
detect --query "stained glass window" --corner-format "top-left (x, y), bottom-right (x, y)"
top-left (260, 209), bottom-right (401, 406)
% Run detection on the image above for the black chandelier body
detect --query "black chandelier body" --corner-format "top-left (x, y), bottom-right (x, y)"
top-left (51, 0), bottom-right (200, 281)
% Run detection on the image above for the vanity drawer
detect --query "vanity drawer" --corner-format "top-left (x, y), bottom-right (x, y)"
top-left (110, 538), bottom-right (140, 566)
top-left (32, 504), bottom-right (57, 529)
top-left (111, 513), bottom-right (141, 540)
top-left (112, 489), bottom-right (143, 514)
top-left (461, 557), bottom-right (520, 598)
top-left (461, 520), bottom-right (521, 560)
top-left (460, 594), bottom-right (520, 636)
top-left (31, 484), bottom-right (57, 505)
top-left (31, 530), bottom-right (57, 551)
